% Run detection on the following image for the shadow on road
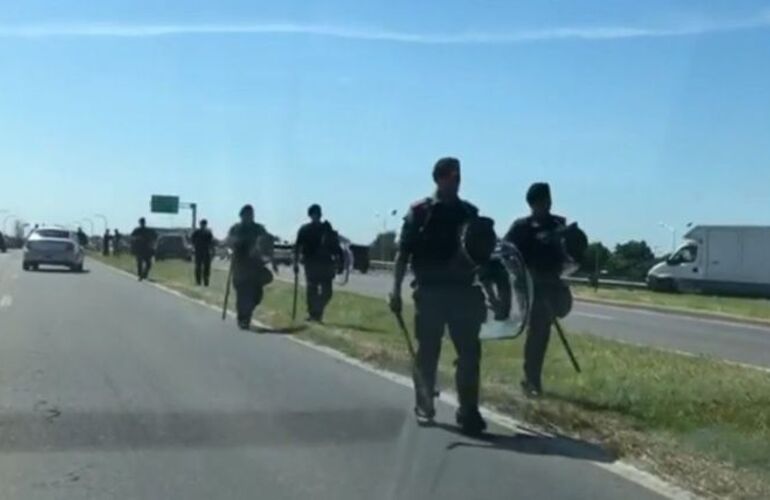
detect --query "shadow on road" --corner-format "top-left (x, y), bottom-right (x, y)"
top-left (250, 324), bottom-right (308, 335)
top-left (0, 408), bottom-right (407, 452)
top-left (29, 268), bottom-right (91, 275)
top-left (432, 422), bottom-right (615, 463)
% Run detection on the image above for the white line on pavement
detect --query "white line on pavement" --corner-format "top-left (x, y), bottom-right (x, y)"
top-left (573, 311), bottom-right (614, 320)
top-left (0, 294), bottom-right (12, 308)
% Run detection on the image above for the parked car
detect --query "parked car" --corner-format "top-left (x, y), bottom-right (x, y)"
top-left (23, 227), bottom-right (85, 272)
top-left (154, 234), bottom-right (193, 261)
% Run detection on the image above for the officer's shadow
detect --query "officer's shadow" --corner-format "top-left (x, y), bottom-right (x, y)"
top-left (434, 422), bottom-right (615, 463)
top-left (248, 324), bottom-right (308, 335)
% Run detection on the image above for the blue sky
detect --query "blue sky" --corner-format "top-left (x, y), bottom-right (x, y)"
top-left (1, 1), bottom-right (769, 253)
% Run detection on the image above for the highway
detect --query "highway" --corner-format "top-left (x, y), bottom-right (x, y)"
top-left (261, 264), bottom-right (770, 369)
top-left (0, 250), bottom-right (665, 499)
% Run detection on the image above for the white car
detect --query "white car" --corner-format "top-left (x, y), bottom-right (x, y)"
top-left (23, 227), bottom-right (85, 272)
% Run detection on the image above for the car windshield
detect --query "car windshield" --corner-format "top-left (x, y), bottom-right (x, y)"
top-left (1, 2), bottom-right (768, 499)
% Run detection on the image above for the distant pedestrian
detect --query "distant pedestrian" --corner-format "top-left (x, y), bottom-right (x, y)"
top-left (191, 219), bottom-right (214, 286)
top-left (113, 229), bottom-right (123, 256)
top-left (76, 227), bottom-right (88, 248)
top-left (130, 218), bottom-right (158, 281)
top-left (227, 205), bottom-right (273, 330)
top-left (102, 229), bottom-right (112, 256)
top-left (294, 204), bottom-right (343, 323)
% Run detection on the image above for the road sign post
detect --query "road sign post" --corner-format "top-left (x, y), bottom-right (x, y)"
top-left (150, 195), bottom-right (197, 229)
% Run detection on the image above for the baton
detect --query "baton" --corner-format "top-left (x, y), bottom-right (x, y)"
top-left (553, 319), bottom-right (581, 373)
top-left (393, 309), bottom-right (439, 399)
top-left (222, 260), bottom-right (233, 321)
top-left (291, 267), bottom-right (299, 321)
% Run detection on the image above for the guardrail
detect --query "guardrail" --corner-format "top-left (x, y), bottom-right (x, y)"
top-left (368, 260), bottom-right (648, 290)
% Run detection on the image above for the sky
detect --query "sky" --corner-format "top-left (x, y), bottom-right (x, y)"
top-left (1, 0), bottom-right (769, 254)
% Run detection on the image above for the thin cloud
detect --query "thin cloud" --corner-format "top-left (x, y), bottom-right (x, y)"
top-left (0, 13), bottom-right (769, 44)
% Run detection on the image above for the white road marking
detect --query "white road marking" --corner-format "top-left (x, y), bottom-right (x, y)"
top-left (94, 260), bottom-right (699, 500)
top-left (578, 301), bottom-right (770, 332)
top-left (573, 311), bottom-right (614, 321)
top-left (0, 294), bottom-right (12, 308)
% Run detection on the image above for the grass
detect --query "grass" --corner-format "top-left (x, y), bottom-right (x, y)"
top-left (573, 284), bottom-right (770, 323)
top-left (92, 253), bottom-right (770, 499)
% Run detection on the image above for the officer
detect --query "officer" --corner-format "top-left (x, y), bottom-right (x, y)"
top-left (102, 229), bottom-right (112, 256)
top-left (130, 217), bottom-right (158, 281)
top-left (227, 205), bottom-right (273, 330)
top-left (191, 219), bottom-right (214, 287)
top-left (113, 229), bottom-right (123, 256)
top-left (504, 182), bottom-right (570, 397)
top-left (389, 157), bottom-right (487, 434)
top-left (76, 227), bottom-right (88, 248)
top-left (293, 204), bottom-right (342, 323)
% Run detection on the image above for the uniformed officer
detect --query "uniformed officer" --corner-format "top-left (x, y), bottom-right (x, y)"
top-left (504, 182), bottom-right (569, 397)
top-left (227, 205), bottom-right (273, 330)
top-left (389, 157), bottom-right (487, 434)
top-left (293, 204), bottom-right (342, 323)
top-left (191, 219), bottom-right (214, 287)
top-left (76, 227), bottom-right (88, 248)
top-left (102, 229), bottom-right (112, 256)
top-left (131, 217), bottom-right (158, 281)
top-left (113, 229), bottom-right (123, 256)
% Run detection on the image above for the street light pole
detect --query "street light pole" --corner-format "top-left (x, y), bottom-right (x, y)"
top-left (94, 214), bottom-right (108, 234)
top-left (2, 214), bottom-right (15, 235)
top-left (81, 217), bottom-right (95, 236)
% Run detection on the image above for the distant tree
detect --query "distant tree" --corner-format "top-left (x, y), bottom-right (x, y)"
top-left (606, 240), bottom-right (656, 281)
top-left (579, 242), bottom-right (612, 275)
top-left (370, 231), bottom-right (397, 261)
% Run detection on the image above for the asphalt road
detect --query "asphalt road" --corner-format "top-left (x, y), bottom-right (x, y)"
top-left (0, 250), bottom-right (663, 500)
top-left (259, 263), bottom-right (770, 369)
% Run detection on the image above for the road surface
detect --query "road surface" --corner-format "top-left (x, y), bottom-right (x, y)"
top-left (0, 251), bottom-right (663, 499)
top-left (260, 263), bottom-right (770, 369)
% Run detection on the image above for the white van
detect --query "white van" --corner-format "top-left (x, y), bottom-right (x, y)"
top-left (647, 225), bottom-right (770, 297)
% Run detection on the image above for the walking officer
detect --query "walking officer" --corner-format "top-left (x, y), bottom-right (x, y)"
top-left (191, 219), bottom-right (214, 286)
top-left (227, 205), bottom-right (273, 330)
top-left (389, 157), bottom-right (488, 434)
top-left (505, 182), bottom-right (575, 397)
top-left (293, 204), bottom-right (342, 323)
top-left (130, 217), bottom-right (158, 281)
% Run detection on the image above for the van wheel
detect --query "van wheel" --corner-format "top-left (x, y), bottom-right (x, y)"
top-left (22, 263), bottom-right (30, 271)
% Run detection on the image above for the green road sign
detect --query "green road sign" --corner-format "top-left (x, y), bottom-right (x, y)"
top-left (151, 195), bottom-right (179, 214)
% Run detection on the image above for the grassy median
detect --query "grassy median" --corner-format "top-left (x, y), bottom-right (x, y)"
top-left (93, 254), bottom-right (770, 499)
top-left (573, 284), bottom-right (770, 323)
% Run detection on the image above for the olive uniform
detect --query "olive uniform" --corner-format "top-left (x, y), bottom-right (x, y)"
top-left (295, 221), bottom-right (342, 322)
top-left (505, 213), bottom-right (568, 392)
top-left (228, 221), bottom-right (271, 328)
top-left (397, 196), bottom-right (486, 419)
top-left (191, 226), bottom-right (214, 286)
top-left (131, 226), bottom-right (158, 281)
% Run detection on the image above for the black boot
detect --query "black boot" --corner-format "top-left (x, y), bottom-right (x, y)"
top-left (413, 375), bottom-right (436, 425)
top-left (456, 407), bottom-right (487, 435)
